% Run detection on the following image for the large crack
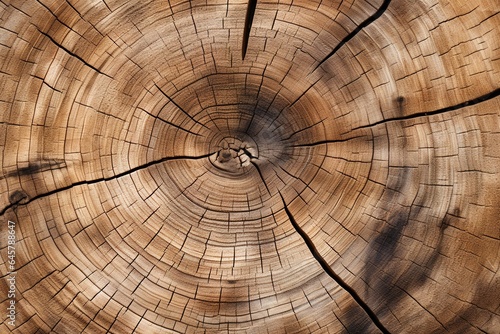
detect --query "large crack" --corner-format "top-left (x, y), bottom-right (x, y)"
top-left (288, 0), bottom-right (392, 111)
top-left (278, 192), bottom-right (391, 334)
top-left (242, 0), bottom-right (258, 60)
top-left (352, 88), bottom-right (500, 131)
top-left (313, 0), bottom-right (392, 72)
top-left (0, 152), bottom-right (215, 216)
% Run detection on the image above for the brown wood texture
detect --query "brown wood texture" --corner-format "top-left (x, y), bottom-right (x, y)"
top-left (1, 0), bottom-right (499, 333)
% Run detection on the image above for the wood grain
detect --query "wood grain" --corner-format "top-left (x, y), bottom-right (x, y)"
top-left (1, 0), bottom-right (499, 333)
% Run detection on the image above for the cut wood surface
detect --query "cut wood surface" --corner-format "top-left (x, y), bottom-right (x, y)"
top-left (0, 0), bottom-right (499, 333)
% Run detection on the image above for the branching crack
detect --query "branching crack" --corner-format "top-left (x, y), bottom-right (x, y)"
top-left (0, 152), bottom-right (215, 216)
top-left (279, 193), bottom-right (391, 334)
top-left (353, 88), bottom-right (500, 131)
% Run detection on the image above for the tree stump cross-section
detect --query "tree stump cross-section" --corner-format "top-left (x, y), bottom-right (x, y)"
top-left (0, 0), bottom-right (499, 333)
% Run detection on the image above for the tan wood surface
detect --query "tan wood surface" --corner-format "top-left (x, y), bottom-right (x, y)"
top-left (1, 0), bottom-right (499, 333)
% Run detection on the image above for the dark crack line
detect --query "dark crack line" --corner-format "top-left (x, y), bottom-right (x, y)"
top-left (36, 28), bottom-right (111, 79)
top-left (250, 161), bottom-right (271, 195)
top-left (139, 107), bottom-right (203, 136)
top-left (242, 0), bottom-right (257, 60)
top-left (245, 64), bottom-right (267, 134)
top-left (281, 0), bottom-right (391, 117)
top-left (290, 135), bottom-right (365, 148)
top-left (278, 193), bottom-right (391, 334)
top-left (241, 147), bottom-right (258, 159)
top-left (313, 0), bottom-right (392, 72)
top-left (154, 84), bottom-right (209, 130)
top-left (352, 88), bottom-right (500, 131)
top-left (282, 0), bottom-right (391, 115)
top-left (285, 76), bottom-right (323, 111)
top-left (281, 118), bottom-right (327, 141)
top-left (0, 152), bottom-right (215, 216)
top-left (277, 165), bottom-right (318, 195)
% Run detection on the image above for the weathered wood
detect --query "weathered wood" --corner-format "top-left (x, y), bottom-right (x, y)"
top-left (1, 0), bottom-right (499, 333)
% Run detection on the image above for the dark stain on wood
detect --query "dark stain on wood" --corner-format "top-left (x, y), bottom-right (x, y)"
top-left (9, 190), bottom-right (29, 205)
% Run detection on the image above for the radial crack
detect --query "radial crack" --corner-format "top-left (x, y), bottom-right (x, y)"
top-left (154, 84), bottom-right (209, 130)
top-left (281, 118), bottom-right (327, 141)
top-left (0, 152), bottom-right (215, 216)
top-left (251, 161), bottom-right (271, 195)
top-left (290, 135), bottom-right (365, 148)
top-left (278, 193), bottom-right (391, 334)
top-left (139, 107), bottom-right (203, 136)
top-left (313, 0), bottom-right (392, 72)
top-left (352, 88), bottom-right (500, 131)
top-left (285, 0), bottom-right (391, 113)
top-left (242, 0), bottom-right (257, 60)
top-left (36, 28), bottom-right (111, 78)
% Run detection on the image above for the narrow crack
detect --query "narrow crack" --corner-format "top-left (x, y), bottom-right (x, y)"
top-left (290, 135), bottom-right (365, 148)
top-left (285, 77), bottom-right (323, 111)
top-left (250, 160), bottom-right (271, 195)
top-left (242, 0), bottom-right (258, 60)
top-left (154, 84), bottom-right (209, 130)
top-left (36, 28), bottom-right (112, 79)
top-left (139, 107), bottom-right (203, 136)
top-left (352, 88), bottom-right (500, 131)
top-left (0, 152), bottom-right (215, 216)
top-left (313, 0), bottom-right (392, 72)
top-left (288, 0), bottom-right (391, 110)
top-left (278, 192), bottom-right (391, 334)
top-left (281, 118), bottom-right (327, 141)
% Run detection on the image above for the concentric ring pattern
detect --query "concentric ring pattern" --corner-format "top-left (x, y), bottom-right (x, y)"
top-left (1, 0), bottom-right (499, 333)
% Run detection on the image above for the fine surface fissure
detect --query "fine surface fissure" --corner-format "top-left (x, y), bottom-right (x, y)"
top-left (154, 84), bottom-right (210, 129)
top-left (139, 107), bottom-right (203, 136)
